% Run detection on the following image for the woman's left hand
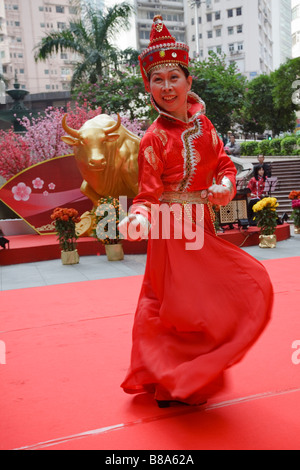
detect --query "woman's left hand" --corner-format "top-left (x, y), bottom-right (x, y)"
top-left (208, 184), bottom-right (231, 206)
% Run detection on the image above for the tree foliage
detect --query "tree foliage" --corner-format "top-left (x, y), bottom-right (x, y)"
top-left (72, 66), bottom-right (150, 120)
top-left (189, 52), bottom-right (246, 137)
top-left (240, 57), bottom-right (300, 137)
top-left (34, 2), bottom-right (133, 88)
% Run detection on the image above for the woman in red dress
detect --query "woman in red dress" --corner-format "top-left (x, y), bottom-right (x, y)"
top-left (247, 165), bottom-right (268, 224)
top-left (119, 16), bottom-right (273, 407)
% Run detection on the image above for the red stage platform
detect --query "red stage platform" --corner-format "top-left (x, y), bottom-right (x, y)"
top-left (1, 256), bottom-right (300, 450)
top-left (0, 224), bottom-right (291, 266)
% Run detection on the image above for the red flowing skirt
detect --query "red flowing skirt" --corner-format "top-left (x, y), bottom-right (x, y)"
top-left (121, 205), bottom-right (273, 404)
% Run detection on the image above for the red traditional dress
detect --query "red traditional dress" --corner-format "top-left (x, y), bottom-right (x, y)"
top-left (120, 93), bottom-right (273, 404)
top-left (248, 176), bottom-right (267, 199)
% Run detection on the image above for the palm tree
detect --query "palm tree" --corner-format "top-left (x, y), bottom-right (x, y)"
top-left (34, 2), bottom-right (134, 88)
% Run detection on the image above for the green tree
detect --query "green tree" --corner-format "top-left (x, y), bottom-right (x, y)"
top-left (190, 52), bottom-right (246, 138)
top-left (34, 2), bottom-right (133, 88)
top-left (270, 57), bottom-right (300, 134)
top-left (239, 58), bottom-right (300, 137)
top-left (239, 74), bottom-right (274, 137)
top-left (72, 65), bottom-right (150, 120)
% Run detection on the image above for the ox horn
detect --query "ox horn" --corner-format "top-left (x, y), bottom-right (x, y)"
top-left (62, 114), bottom-right (80, 138)
top-left (104, 114), bottom-right (121, 135)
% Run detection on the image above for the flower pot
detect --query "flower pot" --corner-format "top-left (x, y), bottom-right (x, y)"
top-left (61, 249), bottom-right (79, 265)
top-left (105, 243), bottom-right (124, 261)
top-left (259, 234), bottom-right (277, 249)
top-left (294, 226), bottom-right (300, 235)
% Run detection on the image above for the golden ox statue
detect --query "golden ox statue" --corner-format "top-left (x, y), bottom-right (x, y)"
top-left (61, 113), bottom-right (140, 236)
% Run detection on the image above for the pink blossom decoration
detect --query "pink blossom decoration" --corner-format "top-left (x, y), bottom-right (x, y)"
top-left (12, 182), bottom-right (32, 201)
top-left (43, 191), bottom-right (49, 197)
top-left (48, 182), bottom-right (56, 190)
top-left (32, 177), bottom-right (44, 189)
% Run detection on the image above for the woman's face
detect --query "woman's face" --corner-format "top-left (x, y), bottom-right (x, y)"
top-left (258, 167), bottom-right (265, 177)
top-left (148, 65), bottom-right (192, 122)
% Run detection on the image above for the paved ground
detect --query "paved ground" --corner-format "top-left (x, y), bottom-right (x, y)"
top-left (0, 226), bottom-right (298, 291)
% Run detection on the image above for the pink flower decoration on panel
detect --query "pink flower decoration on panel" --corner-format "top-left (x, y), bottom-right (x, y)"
top-left (43, 191), bottom-right (49, 197)
top-left (12, 182), bottom-right (32, 201)
top-left (32, 177), bottom-right (44, 189)
top-left (48, 182), bottom-right (56, 190)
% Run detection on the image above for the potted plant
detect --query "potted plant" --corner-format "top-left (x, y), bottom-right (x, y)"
top-left (289, 191), bottom-right (300, 234)
top-left (252, 197), bottom-right (279, 248)
top-left (51, 207), bottom-right (81, 264)
top-left (93, 196), bottom-right (125, 261)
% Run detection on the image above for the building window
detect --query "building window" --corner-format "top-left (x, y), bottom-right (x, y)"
top-left (236, 7), bottom-right (242, 16)
top-left (237, 25), bottom-right (243, 33)
top-left (56, 6), bottom-right (64, 13)
top-left (207, 30), bottom-right (213, 39)
top-left (292, 5), bottom-right (300, 20)
top-left (227, 9), bottom-right (233, 18)
top-left (229, 43), bottom-right (235, 52)
top-left (206, 13), bottom-right (212, 22)
top-left (215, 11), bottom-right (221, 21)
top-left (216, 28), bottom-right (222, 37)
top-left (228, 26), bottom-right (234, 35)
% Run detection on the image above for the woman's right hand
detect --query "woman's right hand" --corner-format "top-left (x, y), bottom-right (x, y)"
top-left (118, 214), bottom-right (150, 241)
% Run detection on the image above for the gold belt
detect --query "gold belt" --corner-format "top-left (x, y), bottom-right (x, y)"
top-left (160, 190), bottom-right (208, 205)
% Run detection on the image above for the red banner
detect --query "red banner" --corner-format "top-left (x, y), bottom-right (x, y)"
top-left (0, 155), bottom-right (92, 234)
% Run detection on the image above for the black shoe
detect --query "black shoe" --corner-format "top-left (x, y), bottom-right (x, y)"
top-left (156, 400), bottom-right (207, 408)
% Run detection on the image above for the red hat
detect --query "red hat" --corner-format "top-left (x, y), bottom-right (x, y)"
top-left (139, 15), bottom-right (189, 91)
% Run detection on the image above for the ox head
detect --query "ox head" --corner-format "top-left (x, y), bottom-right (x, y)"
top-left (61, 114), bottom-right (121, 171)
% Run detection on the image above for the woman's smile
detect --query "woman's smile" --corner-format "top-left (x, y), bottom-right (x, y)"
top-left (149, 66), bottom-right (192, 122)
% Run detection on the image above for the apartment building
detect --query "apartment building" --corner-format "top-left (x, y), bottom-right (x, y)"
top-left (0, 0), bottom-right (83, 94)
top-left (185, 0), bottom-right (273, 80)
top-left (292, 0), bottom-right (300, 57)
top-left (272, 0), bottom-right (292, 69)
top-left (134, 0), bottom-right (186, 51)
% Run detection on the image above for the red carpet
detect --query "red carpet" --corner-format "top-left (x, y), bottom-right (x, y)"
top-left (1, 257), bottom-right (300, 450)
top-left (0, 223), bottom-right (291, 266)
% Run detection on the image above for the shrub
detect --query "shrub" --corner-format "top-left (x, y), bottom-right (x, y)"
top-left (281, 136), bottom-right (297, 156)
top-left (258, 139), bottom-right (271, 156)
top-left (240, 141), bottom-right (259, 156)
top-left (269, 138), bottom-right (282, 156)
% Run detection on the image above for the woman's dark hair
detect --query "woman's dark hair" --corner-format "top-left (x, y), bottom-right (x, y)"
top-left (148, 64), bottom-right (190, 81)
top-left (179, 65), bottom-right (190, 78)
top-left (254, 164), bottom-right (266, 181)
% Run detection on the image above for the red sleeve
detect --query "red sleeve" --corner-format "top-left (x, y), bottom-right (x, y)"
top-left (129, 131), bottom-right (164, 221)
top-left (247, 177), bottom-right (255, 193)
